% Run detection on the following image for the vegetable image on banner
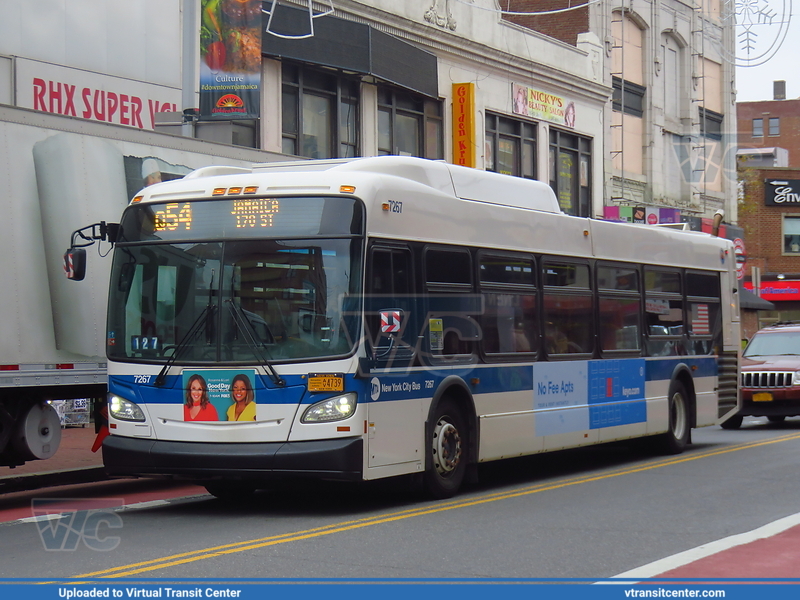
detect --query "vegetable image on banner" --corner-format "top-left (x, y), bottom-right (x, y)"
top-left (199, 0), bottom-right (262, 120)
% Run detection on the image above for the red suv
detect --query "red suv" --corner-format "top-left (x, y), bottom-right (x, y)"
top-left (723, 322), bottom-right (800, 429)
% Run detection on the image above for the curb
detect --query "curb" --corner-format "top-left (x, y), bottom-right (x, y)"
top-left (0, 467), bottom-right (109, 495)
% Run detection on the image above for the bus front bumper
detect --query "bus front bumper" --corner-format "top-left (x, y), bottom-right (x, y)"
top-left (102, 435), bottom-right (364, 482)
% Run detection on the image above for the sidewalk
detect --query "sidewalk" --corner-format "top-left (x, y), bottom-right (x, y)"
top-left (614, 513), bottom-right (800, 581)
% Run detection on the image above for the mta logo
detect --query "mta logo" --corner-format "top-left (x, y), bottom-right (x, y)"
top-left (370, 377), bottom-right (381, 401)
top-left (31, 498), bottom-right (123, 551)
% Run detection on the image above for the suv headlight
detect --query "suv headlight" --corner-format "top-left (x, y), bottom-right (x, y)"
top-left (301, 392), bottom-right (357, 423)
top-left (793, 372), bottom-right (800, 386)
top-left (108, 393), bottom-right (146, 422)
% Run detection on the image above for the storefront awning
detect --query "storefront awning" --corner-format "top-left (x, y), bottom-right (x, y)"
top-left (262, 3), bottom-right (439, 99)
top-left (739, 286), bottom-right (776, 311)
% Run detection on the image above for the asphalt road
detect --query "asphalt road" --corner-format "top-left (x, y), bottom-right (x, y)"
top-left (2, 416), bottom-right (799, 581)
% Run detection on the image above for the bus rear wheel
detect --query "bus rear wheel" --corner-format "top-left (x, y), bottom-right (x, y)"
top-left (424, 398), bottom-right (468, 499)
top-left (656, 380), bottom-right (690, 455)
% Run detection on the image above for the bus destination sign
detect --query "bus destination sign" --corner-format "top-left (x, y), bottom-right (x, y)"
top-left (154, 199), bottom-right (281, 233)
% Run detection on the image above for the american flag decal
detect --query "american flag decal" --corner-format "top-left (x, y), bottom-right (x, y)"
top-left (692, 304), bottom-right (709, 335)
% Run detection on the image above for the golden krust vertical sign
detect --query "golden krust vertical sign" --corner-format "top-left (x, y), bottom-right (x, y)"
top-left (452, 83), bottom-right (476, 168)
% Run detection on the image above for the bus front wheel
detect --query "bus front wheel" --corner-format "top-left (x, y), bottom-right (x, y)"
top-left (656, 380), bottom-right (690, 455)
top-left (424, 397), bottom-right (468, 499)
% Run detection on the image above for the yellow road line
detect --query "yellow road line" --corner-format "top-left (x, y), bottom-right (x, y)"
top-left (79, 432), bottom-right (800, 578)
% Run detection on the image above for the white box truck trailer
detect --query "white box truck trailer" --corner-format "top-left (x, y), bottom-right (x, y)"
top-left (0, 105), bottom-right (282, 467)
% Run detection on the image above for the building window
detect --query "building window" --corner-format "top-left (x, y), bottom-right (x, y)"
top-left (282, 63), bottom-right (359, 159)
top-left (485, 113), bottom-right (536, 179)
top-left (662, 36), bottom-right (683, 122)
top-left (752, 118), bottom-right (763, 137)
top-left (612, 77), bottom-right (645, 117)
top-left (700, 108), bottom-right (723, 140)
top-left (549, 129), bottom-right (592, 217)
top-left (377, 86), bottom-right (443, 159)
top-left (769, 117), bottom-right (780, 136)
top-left (784, 215), bottom-right (800, 254)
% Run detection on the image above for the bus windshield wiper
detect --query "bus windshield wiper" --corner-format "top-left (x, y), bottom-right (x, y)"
top-left (154, 304), bottom-right (216, 387)
top-left (225, 299), bottom-right (286, 387)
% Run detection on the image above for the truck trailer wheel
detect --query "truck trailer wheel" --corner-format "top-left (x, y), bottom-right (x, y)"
top-left (13, 402), bottom-right (62, 461)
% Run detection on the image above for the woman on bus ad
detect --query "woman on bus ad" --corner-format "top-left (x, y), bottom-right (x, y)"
top-left (184, 374), bottom-right (219, 421)
top-left (227, 373), bottom-right (256, 421)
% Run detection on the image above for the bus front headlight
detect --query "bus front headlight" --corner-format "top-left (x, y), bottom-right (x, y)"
top-left (301, 392), bottom-right (357, 423)
top-left (108, 393), bottom-right (146, 422)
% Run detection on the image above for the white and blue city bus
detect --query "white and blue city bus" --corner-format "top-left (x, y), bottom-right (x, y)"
top-left (70, 156), bottom-right (740, 499)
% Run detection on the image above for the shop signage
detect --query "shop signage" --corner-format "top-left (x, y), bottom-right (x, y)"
top-left (744, 280), bottom-right (800, 301)
top-left (452, 83), bottom-right (476, 168)
top-left (602, 206), bottom-right (681, 224)
top-left (512, 83), bottom-right (575, 128)
top-left (765, 179), bottom-right (800, 206)
top-left (16, 59), bottom-right (181, 130)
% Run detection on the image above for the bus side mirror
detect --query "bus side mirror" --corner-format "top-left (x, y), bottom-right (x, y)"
top-left (64, 222), bottom-right (120, 282)
top-left (63, 248), bottom-right (86, 281)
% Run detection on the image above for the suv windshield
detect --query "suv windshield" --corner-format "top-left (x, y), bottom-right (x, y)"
top-left (743, 331), bottom-right (800, 357)
top-left (106, 197), bottom-right (363, 364)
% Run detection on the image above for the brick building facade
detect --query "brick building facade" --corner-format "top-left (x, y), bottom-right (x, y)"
top-left (738, 167), bottom-right (800, 337)
top-left (502, 0), bottom-right (589, 46)
top-left (738, 85), bottom-right (800, 168)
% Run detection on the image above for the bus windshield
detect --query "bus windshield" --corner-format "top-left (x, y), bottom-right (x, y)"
top-left (106, 197), bottom-right (363, 364)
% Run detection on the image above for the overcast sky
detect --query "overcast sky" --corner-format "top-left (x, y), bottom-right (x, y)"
top-left (734, 11), bottom-right (798, 102)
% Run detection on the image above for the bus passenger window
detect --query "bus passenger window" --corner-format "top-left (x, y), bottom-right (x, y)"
top-left (479, 254), bottom-right (537, 357)
top-left (598, 297), bottom-right (640, 351)
top-left (686, 271), bottom-right (721, 356)
top-left (543, 261), bottom-right (592, 355)
top-left (596, 265), bottom-right (641, 353)
top-left (367, 246), bottom-right (415, 364)
top-left (425, 247), bottom-right (476, 360)
top-left (543, 295), bottom-right (592, 354)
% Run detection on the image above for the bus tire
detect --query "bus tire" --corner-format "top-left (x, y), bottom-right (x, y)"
top-left (720, 414), bottom-right (743, 430)
top-left (656, 380), bottom-right (690, 455)
top-left (767, 415), bottom-right (786, 423)
top-left (424, 397), bottom-right (468, 499)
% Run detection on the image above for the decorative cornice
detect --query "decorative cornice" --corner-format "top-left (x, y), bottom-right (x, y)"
top-left (424, 0), bottom-right (457, 31)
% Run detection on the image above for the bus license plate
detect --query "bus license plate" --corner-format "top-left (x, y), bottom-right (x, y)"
top-left (753, 392), bottom-right (773, 402)
top-left (308, 373), bottom-right (344, 392)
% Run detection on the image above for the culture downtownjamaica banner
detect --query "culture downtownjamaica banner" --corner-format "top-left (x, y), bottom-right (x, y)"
top-left (199, 0), bottom-right (261, 120)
